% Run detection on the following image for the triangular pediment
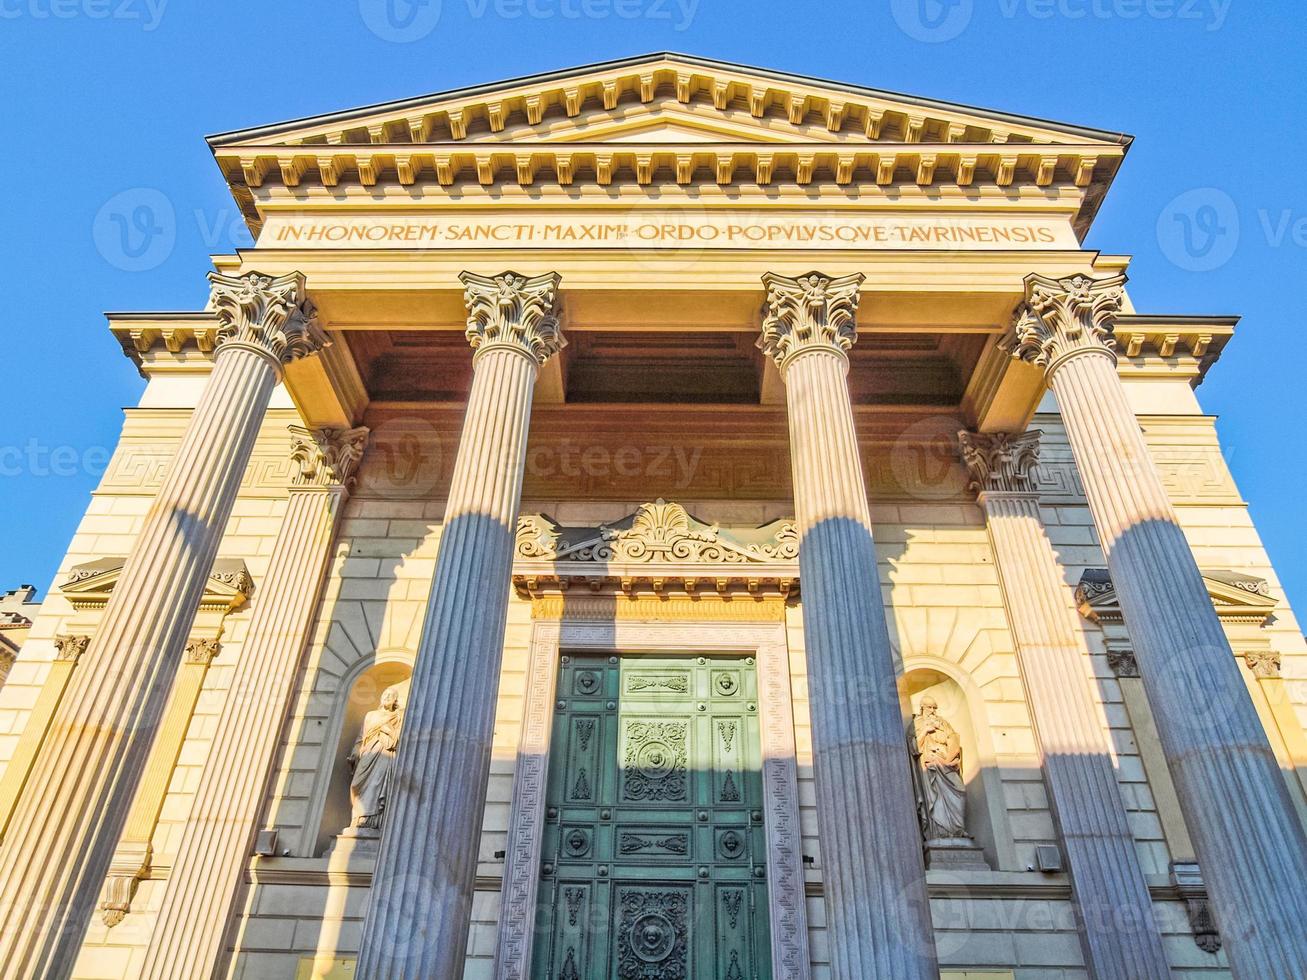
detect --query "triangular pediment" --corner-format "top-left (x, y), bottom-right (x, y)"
top-left (209, 53), bottom-right (1128, 235)
top-left (212, 53), bottom-right (1126, 150)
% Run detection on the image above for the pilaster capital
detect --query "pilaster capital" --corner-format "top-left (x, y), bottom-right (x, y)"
top-left (289, 425), bottom-right (370, 491)
top-left (1002, 273), bottom-right (1127, 375)
top-left (183, 637), bottom-right (221, 666)
top-left (1242, 650), bottom-right (1281, 679)
top-left (757, 271), bottom-right (865, 372)
top-left (53, 633), bottom-right (90, 663)
top-left (208, 271), bottom-right (327, 371)
top-left (957, 430), bottom-right (1042, 495)
top-left (460, 270), bottom-right (565, 366)
top-left (1106, 646), bottom-right (1139, 678)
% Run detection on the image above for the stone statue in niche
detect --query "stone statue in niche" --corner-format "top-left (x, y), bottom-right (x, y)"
top-left (909, 696), bottom-right (968, 840)
top-left (908, 695), bottom-right (989, 869)
top-left (346, 686), bottom-right (404, 834)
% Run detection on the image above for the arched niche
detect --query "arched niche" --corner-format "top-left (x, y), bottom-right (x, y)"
top-left (901, 661), bottom-right (1016, 871)
top-left (308, 656), bottom-right (412, 856)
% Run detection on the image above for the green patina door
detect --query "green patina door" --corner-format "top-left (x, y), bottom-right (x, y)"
top-left (532, 654), bottom-right (771, 980)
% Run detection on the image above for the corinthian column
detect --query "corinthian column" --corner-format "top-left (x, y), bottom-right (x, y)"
top-left (958, 430), bottom-right (1171, 979)
top-left (138, 424), bottom-right (368, 980)
top-left (355, 271), bottom-right (564, 979)
top-left (1007, 273), bottom-right (1307, 978)
top-left (759, 272), bottom-right (938, 980)
top-left (0, 271), bottom-right (324, 979)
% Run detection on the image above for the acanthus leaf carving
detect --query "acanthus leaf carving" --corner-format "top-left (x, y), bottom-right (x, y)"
top-left (289, 425), bottom-right (370, 490)
top-left (460, 270), bottom-right (565, 366)
top-left (758, 270), bottom-right (865, 371)
top-left (1002, 272), bottom-right (1127, 373)
top-left (207, 271), bottom-right (326, 367)
top-left (957, 429), bottom-right (1042, 494)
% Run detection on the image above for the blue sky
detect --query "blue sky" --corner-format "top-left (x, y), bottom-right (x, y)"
top-left (1, 1), bottom-right (1303, 614)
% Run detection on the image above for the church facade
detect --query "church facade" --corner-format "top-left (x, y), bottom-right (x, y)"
top-left (0, 53), bottom-right (1304, 979)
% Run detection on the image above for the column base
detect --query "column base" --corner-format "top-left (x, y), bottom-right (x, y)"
top-left (924, 837), bottom-right (990, 870)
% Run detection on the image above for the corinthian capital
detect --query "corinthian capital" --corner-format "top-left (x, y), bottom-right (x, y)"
top-left (460, 271), bottom-right (565, 365)
top-left (758, 271), bottom-right (865, 371)
top-left (957, 430), bottom-right (1042, 494)
top-left (208, 271), bottom-right (327, 369)
top-left (1003, 273), bottom-right (1127, 373)
top-left (289, 425), bottom-right (370, 490)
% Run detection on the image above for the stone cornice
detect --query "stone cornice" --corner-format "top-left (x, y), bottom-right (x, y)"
top-left (288, 425), bottom-right (370, 491)
top-left (1076, 568), bottom-right (1277, 626)
top-left (460, 270), bottom-right (565, 365)
top-left (208, 271), bottom-right (327, 371)
top-left (758, 270), bottom-right (865, 371)
top-left (60, 559), bottom-right (253, 614)
top-left (1003, 273), bottom-right (1127, 376)
top-left (957, 430), bottom-right (1041, 495)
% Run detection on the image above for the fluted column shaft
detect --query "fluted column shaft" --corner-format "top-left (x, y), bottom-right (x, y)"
top-left (356, 271), bottom-right (563, 979)
top-left (140, 426), bottom-right (367, 980)
top-left (0, 361), bottom-right (272, 976)
top-left (972, 458), bottom-right (1170, 978)
top-left (761, 271), bottom-right (938, 979)
top-left (1050, 351), bottom-right (1307, 976)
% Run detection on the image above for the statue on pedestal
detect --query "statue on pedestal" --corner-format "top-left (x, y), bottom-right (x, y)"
top-left (346, 686), bottom-right (404, 833)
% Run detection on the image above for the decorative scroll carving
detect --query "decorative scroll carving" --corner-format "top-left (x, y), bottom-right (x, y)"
top-left (957, 429), bottom-right (1042, 494)
top-left (460, 270), bottom-right (565, 365)
top-left (757, 270), bottom-right (865, 370)
top-left (289, 425), bottom-right (370, 490)
top-left (1077, 568), bottom-right (1276, 626)
top-left (208, 271), bottom-right (326, 366)
top-left (1002, 273), bottom-right (1127, 372)
top-left (516, 499), bottom-right (798, 565)
top-left (61, 558), bottom-right (252, 614)
top-left (1243, 650), bottom-right (1281, 679)
top-left (1171, 861), bottom-right (1222, 954)
top-left (622, 721), bottom-right (688, 802)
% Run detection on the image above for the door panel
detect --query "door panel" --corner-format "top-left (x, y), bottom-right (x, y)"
top-left (533, 655), bottom-right (771, 979)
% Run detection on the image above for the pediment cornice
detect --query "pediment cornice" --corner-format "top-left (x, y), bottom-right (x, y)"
top-left (1076, 568), bottom-right (1277, 627)
top-left (61, 558), bottom-right (253, 613)
top-left (208, 54), bottom-right (1128, 235)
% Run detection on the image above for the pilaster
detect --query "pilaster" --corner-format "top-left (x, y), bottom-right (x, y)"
top-left (758, 271), bottom-right (938, 980)
top-left (1006, 272), bottom-right (1307, 977)
top-left (0, 271), bottom-right (324, 980)
top-left (959, 429), bottom-right (1170, 979)
top-left (138, 424), bottom-right (367, 980)
top-left (355, 271), bottom-right (564, 979)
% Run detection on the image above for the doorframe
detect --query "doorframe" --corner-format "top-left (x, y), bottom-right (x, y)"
top-left (494, 617), bottom-right (811, 980)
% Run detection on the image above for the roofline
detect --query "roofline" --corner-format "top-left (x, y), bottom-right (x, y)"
top-left (206, 51), bottom-right (1134, 148)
